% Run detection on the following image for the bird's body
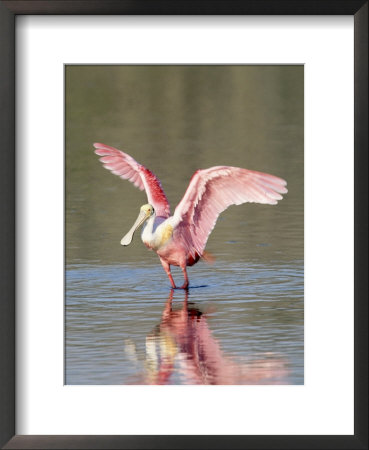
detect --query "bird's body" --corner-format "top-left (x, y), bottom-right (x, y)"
top-left (94, 143), bottom-right (288, 289)
top-left (143, 218), bottom-right (201, 266)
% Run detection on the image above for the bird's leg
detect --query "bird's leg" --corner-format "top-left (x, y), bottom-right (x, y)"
top-left (162, 289), bottom-right (174, 321)
top-left (179, 265), bottom-right (189, 290)
top-left (159, 257), bottom-right (176, 289)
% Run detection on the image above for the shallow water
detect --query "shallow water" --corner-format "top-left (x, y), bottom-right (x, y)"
top-left (65, 65), bottom-right (304, 385)
top-left (66, 260), bottom-right (303, 384)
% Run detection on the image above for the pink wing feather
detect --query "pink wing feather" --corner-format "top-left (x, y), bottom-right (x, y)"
top-left (94, 143), bottom-right (170, 218)
top-left (173, 166), bottom-right (288, 257)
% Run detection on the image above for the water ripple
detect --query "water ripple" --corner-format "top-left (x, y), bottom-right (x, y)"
top-left (66, 260), bottom-right (303, 385)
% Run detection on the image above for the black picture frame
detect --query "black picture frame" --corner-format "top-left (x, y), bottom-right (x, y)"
top-left (0, 1), bottom-right (367, 449)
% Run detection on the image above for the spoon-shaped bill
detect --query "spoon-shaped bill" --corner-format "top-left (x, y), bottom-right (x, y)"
top-left (121, 209), bottom-right (148, 246)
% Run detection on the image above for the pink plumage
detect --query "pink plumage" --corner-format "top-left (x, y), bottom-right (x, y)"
top-left (94, 143), bottom-right (170, 217)
top-left (172, 166), bottom-right (287, 259)
top-left (94, 143), bottom-right (288, 289)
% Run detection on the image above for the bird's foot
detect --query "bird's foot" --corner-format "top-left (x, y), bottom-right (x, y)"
top-left (178, 282), bottom-right (189, 290)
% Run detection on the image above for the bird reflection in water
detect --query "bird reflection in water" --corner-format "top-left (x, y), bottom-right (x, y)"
top-left (125, 291), bottom-right (288, 385)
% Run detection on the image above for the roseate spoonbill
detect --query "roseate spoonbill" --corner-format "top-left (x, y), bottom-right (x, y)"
top-left (94, 143), bottom-right (287, 289)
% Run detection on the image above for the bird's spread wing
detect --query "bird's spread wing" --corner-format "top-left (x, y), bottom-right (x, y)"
top-left (173, 166), bottom-right (287, 257)
top-left (94, 143), bottom-right (170, 218)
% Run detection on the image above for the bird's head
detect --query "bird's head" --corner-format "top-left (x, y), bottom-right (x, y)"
top-left (140, 203), bottom-right (155, 217)
top-left (120, 203), bottom-right (155, 246)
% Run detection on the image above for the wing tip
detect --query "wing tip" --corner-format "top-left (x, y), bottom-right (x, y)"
top-left (93, 142), bottom-right (110, 156)
top-left (94, 143), bottom-right (126, 158)
top-left (93, 142), bottom-right (107, 150)
top-left (93, 142), bottom-right (120, 153)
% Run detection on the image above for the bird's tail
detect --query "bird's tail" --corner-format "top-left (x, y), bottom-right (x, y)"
top-left (201, 251), bottom-right (216, 264)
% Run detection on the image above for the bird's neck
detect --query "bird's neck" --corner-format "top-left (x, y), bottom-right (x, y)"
top-left (141, 214), bottom-right (171, 250)
top-left (141, 214), bottom-right (157, 244)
